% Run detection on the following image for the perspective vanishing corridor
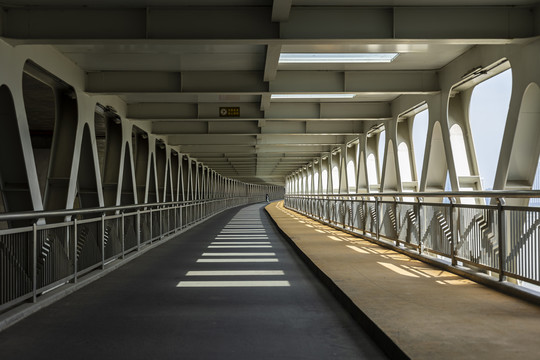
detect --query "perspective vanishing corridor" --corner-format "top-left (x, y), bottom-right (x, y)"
top-left (1, 1), bottom-right (540, 358)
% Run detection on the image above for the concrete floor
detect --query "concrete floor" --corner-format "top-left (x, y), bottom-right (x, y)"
top-left (266, 201), bottom-right (540, 360)
top-left (0, 203), bottom-right (386, 360)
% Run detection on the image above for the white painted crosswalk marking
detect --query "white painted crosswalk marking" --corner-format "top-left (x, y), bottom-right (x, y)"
top-left (208, 245), bottom-right (272, 248)
top-left (202, 252), bottom-right (275, 256)
top-left (177, 281), bottom-right (290, 287)
top-left (186, 270), bottom-right (284, 276)
top-left (210, 242), bottom-right (270, 245)
top-left (179, 212), bottom-right (288, 288)
top-left (196, 259), bottom-right (279, 263)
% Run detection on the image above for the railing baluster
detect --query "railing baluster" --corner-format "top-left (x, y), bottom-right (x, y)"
top-left (284, 192), bottom-right (540, 288)
top-left (101, 214), bottom-right (105, 269)
top-left (449, 197), bottom-right (457, 266)
top-left (375, 197), bottom-right (380, 241)
top-left (74, 219), bottom-right (78, 283)
top-left (121, 212), bottom-right (125, 260)
top-left (32, 223), bottom-right (37, 303)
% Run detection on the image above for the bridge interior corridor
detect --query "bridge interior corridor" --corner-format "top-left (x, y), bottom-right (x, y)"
top-left (1, 1), bottom-right (540, 358)
top-left (0, 203), bottom-right (386, 360)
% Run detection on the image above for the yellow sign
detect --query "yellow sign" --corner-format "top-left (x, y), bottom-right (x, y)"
top-left (219, 107), bottom-right (240, 117)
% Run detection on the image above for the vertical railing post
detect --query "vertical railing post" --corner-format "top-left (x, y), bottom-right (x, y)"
top-left (121, 212), bottom-right (125, 259)
top-left (417, 197), bottom-right (423, 255)
top-left (159, 206), bottom-right (163, 238)
top-left (362, 197), bottom-right (367, 236)
top-left (174, 205), bottom-right (178, 232)
top-left (136, 209), bottom-right (141, 250)
top-left (497, 198), bottom-right (506, 282)
top-left (73, 218), bottom-right (78, 283)
top-left (149, 208), bottom-right (153, 243)
top-left (32, 223), bottom-right (37, 303)
top-left (449, 197), bottom-right (457, 266)
top-left (101, 214), bottom-right (105, 269)
top-left (394, 197), bottom-right (399, 246)
top-left (349, 198), bottom-right (354, 230)
top-left (375, 196), bottom-right (380, 241)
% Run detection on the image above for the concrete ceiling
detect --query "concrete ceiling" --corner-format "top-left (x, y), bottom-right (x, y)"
top-left (1, 0), bottom-right (537, 186)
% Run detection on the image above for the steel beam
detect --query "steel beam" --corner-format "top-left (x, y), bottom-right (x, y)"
top-left (92, 70), bottom-right (437, 95)
top-left (3, 6), bottom-right (534, 40)
top-left (272, 0), bottom-right (293, 22)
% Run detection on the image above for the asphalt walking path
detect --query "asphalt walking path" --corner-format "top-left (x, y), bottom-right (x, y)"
top-left (266, 201), bottom-right (540, 360)
top-left (0, 203), bottom-right (386, 360)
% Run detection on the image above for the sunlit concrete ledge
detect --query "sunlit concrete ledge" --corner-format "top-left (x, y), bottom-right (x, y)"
top-left (266, 201), bottom-right (540, 360)
top-left (286, 207), bottom-right (540, 307)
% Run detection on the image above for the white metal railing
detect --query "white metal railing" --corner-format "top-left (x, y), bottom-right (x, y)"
top-left (285, 191), bottom-right (540, 287)
top-left (0, 195), bottom-right (266, 313)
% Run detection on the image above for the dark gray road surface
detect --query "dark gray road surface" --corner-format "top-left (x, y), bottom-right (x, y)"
top-left (0, 203), bottom-right (387, 359)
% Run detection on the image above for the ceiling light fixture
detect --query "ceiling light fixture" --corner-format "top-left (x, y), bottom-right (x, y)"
top-left (279, 53), bottom-right (399, 63)
top-left (271, 94), bottom-right (356, 99)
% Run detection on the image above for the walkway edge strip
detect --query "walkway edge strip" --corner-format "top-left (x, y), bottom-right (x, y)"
top-left (264, 205), bottom-right (410, 360)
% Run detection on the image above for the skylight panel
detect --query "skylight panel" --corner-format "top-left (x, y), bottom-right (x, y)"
top-left (279, 53), bottom-right (399, 64)
top-left (271, 94), bottom-right (356, 99)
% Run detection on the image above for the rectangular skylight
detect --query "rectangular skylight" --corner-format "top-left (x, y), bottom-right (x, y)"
top-left (279, 53), bottom-right (399, 63)
top-left (271, 94), bottom-right (356, 99)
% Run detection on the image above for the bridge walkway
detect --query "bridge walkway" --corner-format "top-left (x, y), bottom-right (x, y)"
top-left (0, 203), bottom-right (385, 360)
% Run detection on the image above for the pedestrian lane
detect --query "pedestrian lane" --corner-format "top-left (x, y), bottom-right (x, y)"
top-left (177, 208), bottom-right (290, 288)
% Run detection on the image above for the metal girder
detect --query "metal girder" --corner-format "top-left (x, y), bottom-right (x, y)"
top-left (91, 70), bottom-right (437, 96)
top-left (169, 134), bottom-right (256, 146)
top-left (134, 102), bottom-right (390, 122)
top-left (152, 119), bottom-right (367, 135)
top-left (88, 71), bottom-right (266, 93)
top-left (264, 44), bottom-right (281, 82)
top-left (265, 103), bottom-right (391, 120)
top-left (270, 71), bottom-right (439, 93)
top-left (255, 135), bottom-right (348, 146)
top-left (129, 103), bottom-right (264, 120)
top-left (153, 121), bottom-right (259, 135)
top-left (178, 144), bottom-right (330, 153)
top-left (197, 155), bottom-right (312, 167)
top-left (3, 6), bottom-right (535, 40)
top-left (176, 134), bottom-right (344, 147)
top-left (272, 0), bottom-right (293, 22)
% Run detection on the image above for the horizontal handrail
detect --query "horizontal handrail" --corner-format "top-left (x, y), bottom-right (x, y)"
top-left (286, 190), bottom-right (540, 199)
top-left (285, 192), bottom-right (540, 288)
top-left (0, 197), bottom-right (241, 222)
top-left (0, 195), bottom-right (269, 315)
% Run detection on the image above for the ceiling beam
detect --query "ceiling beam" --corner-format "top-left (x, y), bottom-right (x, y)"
top-left (3, 6), bottom-right (535, 41)
top-left (265, 102), bottom-right (391, 120)
top-left (270, 70), bottom-right (439, 93)
top-left (272, 0), bottom-right (293, 22)
top-left (91, 70), bottom-right (438, 95)
top-left (170, 134), bottom-right (348, 146)
top-left (88, 71), bottom-right (266, 93)
top-left (264, 44), bottom-right (281, 82)
top-left (152, 119), bottom-right (370, 135)
top-left (132, 102), bottom-right (390, 121)
top-left (179, 144), bottom-right (330, 154)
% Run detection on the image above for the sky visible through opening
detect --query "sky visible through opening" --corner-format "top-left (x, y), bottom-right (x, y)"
top-left (411, 69), bottom-right (514, 194)
top-left (469, 69), bottom-right (512, 190)
top-left (297, 67), bottom-right (540, 202)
